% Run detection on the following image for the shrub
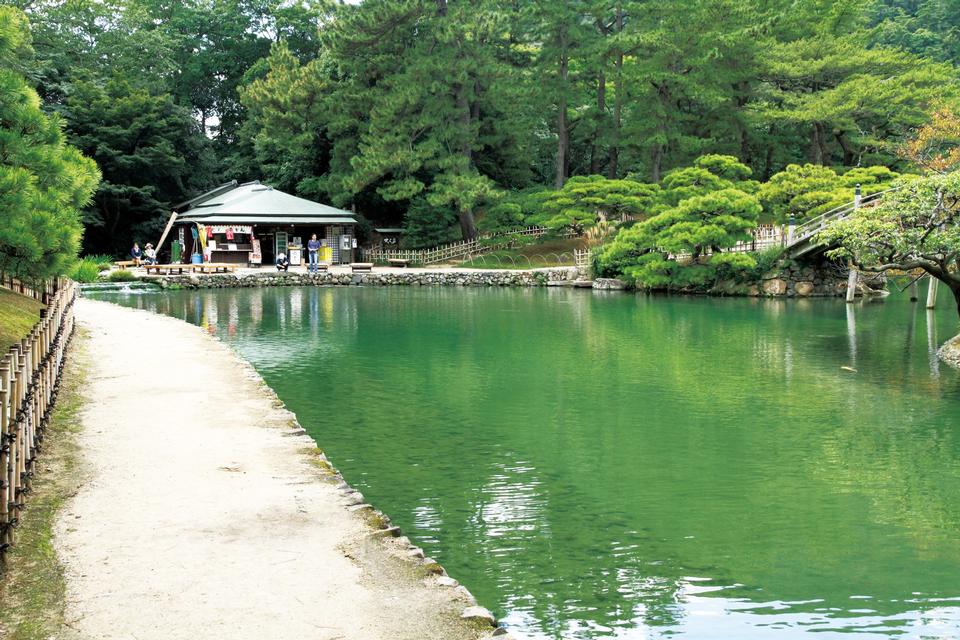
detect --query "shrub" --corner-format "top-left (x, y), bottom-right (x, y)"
top-left (107, 269), bottom-right (137, 282)
top-left (69, 258), bottom-right (101, 283)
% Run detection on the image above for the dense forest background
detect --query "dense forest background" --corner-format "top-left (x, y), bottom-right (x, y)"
top-left (7, 0), bottom-right (960, 255)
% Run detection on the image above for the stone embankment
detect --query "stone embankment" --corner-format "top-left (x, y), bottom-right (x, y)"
top-left (136, 260), bottom-right (882, 299)
top-left (150, 268), bottom-right (583, 290)
top-left (758, 261), bottom-right (887, 298)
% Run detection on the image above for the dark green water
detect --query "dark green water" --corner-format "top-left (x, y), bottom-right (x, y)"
top-left (90, 286), bottom-right (960, 639)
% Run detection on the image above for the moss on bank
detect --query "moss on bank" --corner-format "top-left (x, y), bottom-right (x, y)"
top-left (0, 288), bottom-right (44, 353)
top-left (0, 331), bottom-right (87, 639)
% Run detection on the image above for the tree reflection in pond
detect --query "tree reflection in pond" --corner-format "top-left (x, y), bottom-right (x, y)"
top-left (89, 287), bottom-right (960, 640)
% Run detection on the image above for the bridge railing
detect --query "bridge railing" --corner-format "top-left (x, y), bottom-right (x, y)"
top-left (789, 189), bottom-right (895, 248)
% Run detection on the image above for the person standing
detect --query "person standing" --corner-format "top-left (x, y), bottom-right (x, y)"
top-left (307, 233), bottom-right (321, 273)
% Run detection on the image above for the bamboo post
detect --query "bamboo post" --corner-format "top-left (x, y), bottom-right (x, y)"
top-left (0, 363), bottom-right (9, 547)
top-left (9, 348), bottom-right (21, 526)
top-left (909, 279), bottom-right (919, 301)
top-left (845, 267), bottom-right (858, 303)
top-left (927, 276), bottom-right (939, 310)
top-left (16, 347), bottom-right (27, 492)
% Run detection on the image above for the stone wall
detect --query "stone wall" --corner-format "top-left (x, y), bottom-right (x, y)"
top-left (149, 267), bottom-right (583, 290)
top-left (756, 258), bottom-right (887, 298)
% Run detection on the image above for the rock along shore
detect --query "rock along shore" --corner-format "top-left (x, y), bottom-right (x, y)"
top-left (136, 262), bottom-right (877, 298)
top-left (57, 299), bottom-right (504, 640)
top-left (938, 334), bottom-right (960, 369)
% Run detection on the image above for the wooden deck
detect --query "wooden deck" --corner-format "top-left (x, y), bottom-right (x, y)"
top-left (193, 263), bottom-right (237, 274)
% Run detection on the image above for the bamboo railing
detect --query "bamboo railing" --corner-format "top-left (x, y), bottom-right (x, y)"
top-left (0, 276), bottom-right (77, 557)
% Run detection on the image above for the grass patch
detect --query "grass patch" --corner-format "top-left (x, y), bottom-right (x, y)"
top-left (0, 330), bottom-right (87, 639)
top-left (458, 236), bottom-right (587, 269)
top-left (82, 255), bottom-right (115, 270)
top-left (0, 288), bottom-right (44, 353)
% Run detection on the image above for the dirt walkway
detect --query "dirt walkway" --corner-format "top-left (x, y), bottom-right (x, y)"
top-left (55, 299), bottom-right (494, 640)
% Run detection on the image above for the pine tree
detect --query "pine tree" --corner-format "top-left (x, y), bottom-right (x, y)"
top-left (0, 7), bottom-right (99, 281)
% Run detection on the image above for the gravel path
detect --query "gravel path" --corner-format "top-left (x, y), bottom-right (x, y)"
top-left (54, 299), bottom-right (493, 640)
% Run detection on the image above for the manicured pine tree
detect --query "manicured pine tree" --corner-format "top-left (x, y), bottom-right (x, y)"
top-left (0, 7), bottom-right (100, 281)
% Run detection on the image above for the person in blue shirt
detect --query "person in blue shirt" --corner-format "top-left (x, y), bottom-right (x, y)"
top-left (131, 242), bottom-right (143, 265)
top-left (307, 233), bottom-right (321, 273)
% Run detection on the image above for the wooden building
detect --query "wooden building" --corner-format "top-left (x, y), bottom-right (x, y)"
top-left (173, 181), bottom-right (358, 265)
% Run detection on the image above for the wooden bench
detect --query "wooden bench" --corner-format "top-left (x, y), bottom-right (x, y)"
top-left (387, 258), bottom-right (410, 268)
top-left (144, 264), bottom-right (195, 275)
top-left (194, 263), bottom-right (237, 274)
top-left (114, 260), bottom-right (138, 270)
top-left (350, 263), bottom-right (374, 273)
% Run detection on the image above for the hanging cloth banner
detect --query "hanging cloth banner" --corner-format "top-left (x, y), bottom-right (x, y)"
top-left (211, 225), bottom-right (253, 235)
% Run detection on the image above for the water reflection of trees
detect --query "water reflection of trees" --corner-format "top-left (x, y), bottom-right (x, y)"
top-left (91, 288), bottom-right (960, 639)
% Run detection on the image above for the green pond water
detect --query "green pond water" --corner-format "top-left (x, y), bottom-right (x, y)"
top-left (89, 286), bottom-right (960, 639)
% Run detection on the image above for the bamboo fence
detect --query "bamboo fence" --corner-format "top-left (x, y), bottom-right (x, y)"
top-left (0, 275), bottom-right (77, 557)
top-left (363, 226), bottom-right (549, 264)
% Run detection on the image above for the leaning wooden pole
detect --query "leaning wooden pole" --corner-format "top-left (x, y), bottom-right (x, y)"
top-left (926, 276), bottom-right (939, 310)
top-left (155, 211), bottom-right (179, 257)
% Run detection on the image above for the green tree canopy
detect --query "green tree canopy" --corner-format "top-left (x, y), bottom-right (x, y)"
top-left (597, 187), bottom-right (761, 287)
top-left (0, 7), bottom-right (99, 281)
top-left (758, 163), bottom-right (901, 223)
top-left (535, 175), bottom-right (660, 234)
top-left (65, 78), bottom-right (214, 255)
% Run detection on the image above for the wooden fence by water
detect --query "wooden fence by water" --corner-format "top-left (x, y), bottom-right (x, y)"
top-left (0, 275), bottom-right (77, 559)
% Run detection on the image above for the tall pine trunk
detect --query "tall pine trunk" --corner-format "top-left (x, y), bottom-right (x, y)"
top-left (607, 4), bottom-right (624, 179)
top-left (590, 71), bottom-right (605, 174)
top-left (810, 122), bottom-right (829, 164)
top-left (455, 79), bottom-right (478, 240)
top-left (555, 31), bottom-right (569, 189)
top-left (651, 143), bottom-right (664, 182)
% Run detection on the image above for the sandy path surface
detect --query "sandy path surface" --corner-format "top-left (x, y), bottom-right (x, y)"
top-left (55, 299), bottom-right (492, 640)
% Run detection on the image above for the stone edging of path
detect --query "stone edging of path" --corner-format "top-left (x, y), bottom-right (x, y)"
top-left (206, 330), bottom-right (509, 636)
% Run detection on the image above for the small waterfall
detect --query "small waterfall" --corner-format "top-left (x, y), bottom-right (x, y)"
top-left (79, 281), bottom-right (162, 294)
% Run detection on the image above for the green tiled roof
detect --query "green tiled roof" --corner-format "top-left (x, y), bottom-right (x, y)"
top-left (177, 181), bottom-right (357, 225)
